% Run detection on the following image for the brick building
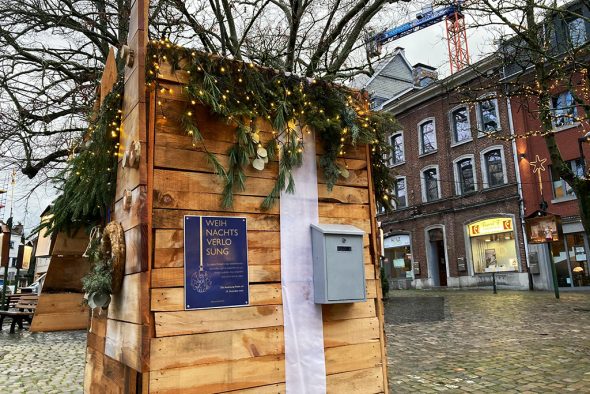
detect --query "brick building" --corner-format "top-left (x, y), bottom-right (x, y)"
top-left (378, 56), bottom-right (530, 290)
top-left (507, 2), bottom-right (590, 289)
top-left (512, 95), bottom-right (590, 290)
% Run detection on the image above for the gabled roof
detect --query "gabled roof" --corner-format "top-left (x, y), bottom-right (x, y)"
top-left (382, 54), bottom-right (502, 115)
top-left (362, 48), bottom-right (414, 89)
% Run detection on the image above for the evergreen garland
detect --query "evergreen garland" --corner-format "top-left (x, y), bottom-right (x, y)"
top-left (147, 39), bottom-right (397, 211)
top-left (81, 229), bottom-right (112, 300)
top-left (38, 79), bottom-right (124, 235)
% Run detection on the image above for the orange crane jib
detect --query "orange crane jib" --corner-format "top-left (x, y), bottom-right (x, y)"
top-left (370, 1), bottom-right (470, 74)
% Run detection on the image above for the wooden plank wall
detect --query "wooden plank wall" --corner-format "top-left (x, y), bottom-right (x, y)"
top-left (30, 230), bottom-right (90, 332)
top-left (149, 79), bottom-right (285, 393)
top-left (84, 0), bottom-right (150, 391)
top-left (148, 66), bottom-right (388, 393)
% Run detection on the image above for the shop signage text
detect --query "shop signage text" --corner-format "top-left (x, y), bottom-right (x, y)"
top-left (184, 216), bottom-right (249, 310)
top-left (468, 218), bottom-right (513, 237)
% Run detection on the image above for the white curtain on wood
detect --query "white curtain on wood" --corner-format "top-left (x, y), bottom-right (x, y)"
top-left (280, 128), bottom-right (327, 393)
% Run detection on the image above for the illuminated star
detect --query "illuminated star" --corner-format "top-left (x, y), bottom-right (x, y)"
top-left (529, 155), bottom-right (547, 174)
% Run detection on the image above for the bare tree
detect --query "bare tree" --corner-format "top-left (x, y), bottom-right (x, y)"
top-left (0, 0), bottom-right (131, 182)
top-left (447, 0), bottom-right (590, 233)
top-left (0, 0), bottom-right (409, 186)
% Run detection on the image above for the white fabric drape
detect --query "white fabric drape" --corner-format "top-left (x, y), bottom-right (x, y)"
top-left (280, 129), bottom-right (327, 393)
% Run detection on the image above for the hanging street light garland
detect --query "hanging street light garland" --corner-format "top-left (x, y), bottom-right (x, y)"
top-left (147, 39), bottom-right (397, 211)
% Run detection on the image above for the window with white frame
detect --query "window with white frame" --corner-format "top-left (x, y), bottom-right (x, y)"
top-left (393, 177), bottom-right (407, 208)
top-left (389, 132), bottom-right (404, 166)
top-left (551, 91), bottom-right (578, 128)
top-left (567, 17), bottom-right (586, 48)
top-left (421, 167), bottom-right (440, 202)
top-left (482, 148), bottom-right (506, 188)
top-left (551, 159), bottom-right (585, 199)
top-left (477, 96), bottom-right (500, 133)
top-left (419, 119), bottom-right (436, 154)
top-left (456, 157), bottom-right (476, 194)
top-left (450, 106), bottom-right (471, 143)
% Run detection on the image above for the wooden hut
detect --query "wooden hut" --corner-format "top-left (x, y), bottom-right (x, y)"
top-left (83, 3), bottom-right (389, 393)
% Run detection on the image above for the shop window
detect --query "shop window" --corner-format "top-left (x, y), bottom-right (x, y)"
top-left (551, 239), bottom-right (571, 287)
top-left (482, 148), bottom-right (506, 188)
top-left (457, 158), bottom-right (475, 194)
top-left (389, 132), bottom-right (404, 166)
top-left (421, 167), bottom-right (440, 202)
top-left (468, 218), bottom-right (518, 274)
top-left (477, 96), bottom-right (500, 133)
top-left (383, 234), bottom-right (413, 281)
top-left (419, 119), bottom-right (436, 154)
top-left (551, 91), bottom-right (578, 128)
top-left (567, 17), bottom-right (586, 48)
top-left (550, 158), bottom-right (584, 199)
top-left (393, 177), bottom-right (407, 209)
top-left (567, 233), bottom-right (590, 287)
top-left (450, 106), bottom-right (471, 143)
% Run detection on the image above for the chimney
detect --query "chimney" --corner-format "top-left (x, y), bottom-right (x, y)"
top-left (412, 63), bottom-right (438, 87)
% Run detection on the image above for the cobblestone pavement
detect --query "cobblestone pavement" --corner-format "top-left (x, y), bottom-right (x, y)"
top-left (0, 330), bottom-right (86, 393)
top-left (385, 290), bottom-right (590, 393)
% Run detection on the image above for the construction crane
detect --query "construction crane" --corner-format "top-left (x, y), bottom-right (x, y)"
top-left (0, 176), bottom-right (8, 215)
top-left (0, 170), bottom-right (16, 221)
top-left (368, 1), bottom-right (470, 74)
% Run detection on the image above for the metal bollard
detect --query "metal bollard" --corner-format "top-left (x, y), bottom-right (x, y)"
top-left (492, 272), bottom-right (497, 294)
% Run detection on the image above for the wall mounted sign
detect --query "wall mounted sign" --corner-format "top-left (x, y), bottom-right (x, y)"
top-left (21, 245), bottom-right (33, 270)
top-left (0, 225), bottom-right (9, 268)
top-left (468, 217), bottom-right (513, 237)
top-left (525, 214), bottom-right (562, 244)
top-left (16, 244), bottom-right (24, 269)
top-left (412, 261), bottom-right (420, 275)
top-left (457, 257), bottom-right (466, 272)
top-left (184, 216), bottom-right (249, 310)
top-left (383, 234), bottom-right (410, 248)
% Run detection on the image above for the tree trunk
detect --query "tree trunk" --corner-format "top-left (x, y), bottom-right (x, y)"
top-left (573, 180), bottom-right (590, 236)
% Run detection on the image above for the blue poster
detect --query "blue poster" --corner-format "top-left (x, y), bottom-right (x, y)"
top-left (184, 216), bottom-right (249, 310)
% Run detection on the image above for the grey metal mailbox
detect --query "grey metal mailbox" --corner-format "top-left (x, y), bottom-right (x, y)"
top-left (311, 223), bottom-right (366, 304)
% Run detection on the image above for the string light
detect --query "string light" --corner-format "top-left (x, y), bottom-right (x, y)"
top-left (144, 39), bottom-right (396, 208)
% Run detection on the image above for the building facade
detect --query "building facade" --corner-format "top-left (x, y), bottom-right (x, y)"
top-left (511, 82), bottom-right (590, 290)
top-left (378, 58), bottom-right (530, 290)
top-left (505, 0), bottom-right (590, 290)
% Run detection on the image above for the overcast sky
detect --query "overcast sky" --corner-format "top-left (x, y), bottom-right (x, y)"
top-left (386, 12), bottom-right (497, 78)
top-left (1, 173), bottom-right (54, 234)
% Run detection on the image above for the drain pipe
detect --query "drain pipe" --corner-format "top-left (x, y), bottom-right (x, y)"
top-left (507, 96), bottom-right (533, 291)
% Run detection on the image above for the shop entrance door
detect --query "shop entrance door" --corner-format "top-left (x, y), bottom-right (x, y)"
top-left (436, 240), bottom-right (447, 287)
top-left (427, 228), bottom-right (447, 287)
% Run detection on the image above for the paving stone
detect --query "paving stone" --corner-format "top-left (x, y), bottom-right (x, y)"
top-left (0, 330), bottom-right (85, 392)
top-left (386, 290), bottom-right (590, 393)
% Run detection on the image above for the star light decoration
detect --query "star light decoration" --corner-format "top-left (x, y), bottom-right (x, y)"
top-left (529, 154), bottom-right (547, 174)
